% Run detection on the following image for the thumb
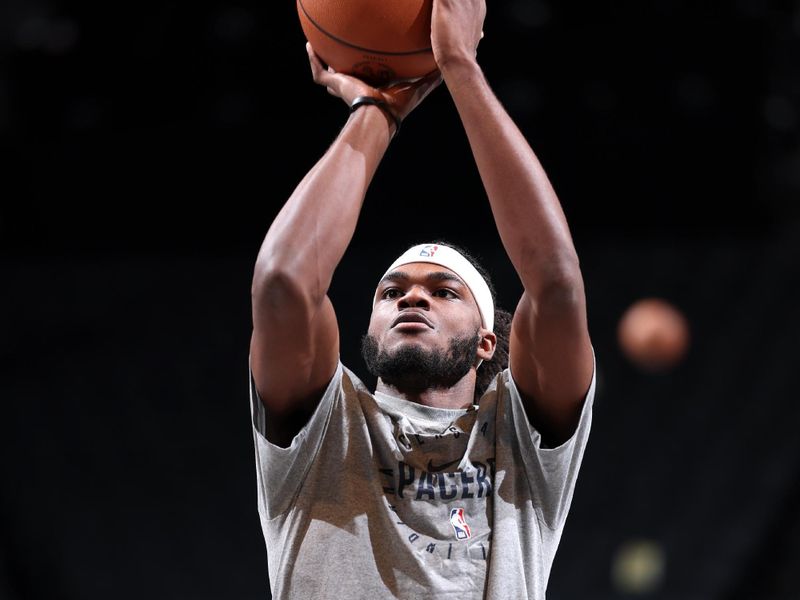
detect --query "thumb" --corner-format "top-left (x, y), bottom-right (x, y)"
top-left (417, 68), bottom-right (443, 92)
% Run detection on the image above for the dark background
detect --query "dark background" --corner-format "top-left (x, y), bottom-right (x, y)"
top-left (2, 0), bottom-right (800, 598)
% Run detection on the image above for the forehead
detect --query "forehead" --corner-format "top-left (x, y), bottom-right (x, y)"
top-left (378, 262), bottom-right (465, 286)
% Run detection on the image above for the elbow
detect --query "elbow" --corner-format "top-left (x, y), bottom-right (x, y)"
top-left (251, 266), bottom-right (320, 311)
top-left (522, 252), bottom-right (584, 300)
top-left (516, 239), bottom-right (580, 282)
top-left (252, 240), bottom-right (327, 304)
top-left (536, 278), bottom-right (585, 312)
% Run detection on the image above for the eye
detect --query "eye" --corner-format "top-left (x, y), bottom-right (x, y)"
top-left (382, 288), bottom-right (402, 299)
top-left (433, 288), bottom-right (457, 299)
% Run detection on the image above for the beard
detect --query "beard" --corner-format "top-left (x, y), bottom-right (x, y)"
top-left (361, 330), bottom-right (481, 393)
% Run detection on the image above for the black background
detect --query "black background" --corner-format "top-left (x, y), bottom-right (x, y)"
top-left (2, 0), bottom-right (800, 598)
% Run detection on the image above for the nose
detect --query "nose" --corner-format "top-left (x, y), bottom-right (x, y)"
top-left (397, 285), bottom-right (430, 309)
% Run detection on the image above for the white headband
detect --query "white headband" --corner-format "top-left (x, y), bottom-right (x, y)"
top-left (374, 243), bottom-right (495, 332)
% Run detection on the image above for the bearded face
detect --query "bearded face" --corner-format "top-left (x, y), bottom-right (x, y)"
top-left (361, 330), bottom-right (481, 394)
top-left (364, 261), bottom-right (495, 395)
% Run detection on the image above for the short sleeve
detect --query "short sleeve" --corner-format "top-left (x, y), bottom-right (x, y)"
top-left (504, 345), bottom-right (596, 530)
top-left (248, 354), bottom-right (344, 520)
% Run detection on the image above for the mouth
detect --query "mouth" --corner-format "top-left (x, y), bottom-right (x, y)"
top-left (392, 311), bottom-right (434, 329)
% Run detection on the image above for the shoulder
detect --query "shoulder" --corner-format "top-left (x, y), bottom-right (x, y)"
top-left (339, 363), bottom-right (373, 397)
top-left (478, 367), bottom-right (510, 399)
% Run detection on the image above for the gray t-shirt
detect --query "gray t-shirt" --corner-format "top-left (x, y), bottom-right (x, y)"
top-left (248, 347), bottom-right (596, 599)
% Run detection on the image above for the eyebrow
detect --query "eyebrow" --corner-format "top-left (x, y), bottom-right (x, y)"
top-left (378, 270), bottom-right (465, 287)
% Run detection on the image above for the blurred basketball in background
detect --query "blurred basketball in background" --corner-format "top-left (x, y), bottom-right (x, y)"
top-left (617, 298), bottom-right (690, 371)
top-left (297, 0), bottom-right (436, 86)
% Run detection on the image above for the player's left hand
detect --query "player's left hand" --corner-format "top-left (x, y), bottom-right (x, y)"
top-left (430, 0), bottom-right (486, 71)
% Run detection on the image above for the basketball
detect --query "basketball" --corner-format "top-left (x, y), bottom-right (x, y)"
top-left (617, 298), bottom-right (690, 371)
top-left (297, 0), bottom-right (436, 87)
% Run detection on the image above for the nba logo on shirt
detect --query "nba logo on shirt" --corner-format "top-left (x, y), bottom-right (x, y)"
top-left (450, 508), bottom-right (472, 540)
top-left (419, 244), bottom-right (439, 257)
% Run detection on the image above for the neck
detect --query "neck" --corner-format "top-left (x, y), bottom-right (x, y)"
top-left (375, 369), bottom-right (477, 409)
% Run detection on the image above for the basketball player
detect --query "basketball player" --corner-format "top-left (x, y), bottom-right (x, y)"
top-left (248, 1), bottom-right (596, 597)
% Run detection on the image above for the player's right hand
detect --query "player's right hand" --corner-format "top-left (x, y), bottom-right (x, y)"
top-left (307, 42), bottom-right (378, 104)
top-left (306, 42), bottom-right (442, 123)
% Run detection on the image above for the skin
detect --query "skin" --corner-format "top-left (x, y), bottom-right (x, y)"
top-left (369, 262), bottom-right (497, 410)
top-left (251, 0), bottom-right (594, 448)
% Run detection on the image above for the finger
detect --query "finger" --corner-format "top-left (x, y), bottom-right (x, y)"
top-left (308, 43), bottom-right (336, 77)
top-left (307, 43), bottom-right (332, 85)
top-left (306, 42), bottom-right (321, 74)
top-left (306, 42), bottom-right (326, 72)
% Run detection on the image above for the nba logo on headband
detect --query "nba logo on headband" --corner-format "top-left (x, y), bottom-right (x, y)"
top-left (419, 244), bottom-right (440, 258)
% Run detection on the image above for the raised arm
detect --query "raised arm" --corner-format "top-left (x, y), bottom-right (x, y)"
top-left (431, 1), bottom-right (593, 446)
top-left (251, 44), bottom-right (441, 446)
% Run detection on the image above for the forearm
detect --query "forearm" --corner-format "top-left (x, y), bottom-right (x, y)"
top-left (443, 58), bottom-right (581, 294)
top-left (253, 106), bottom-right (394, 300)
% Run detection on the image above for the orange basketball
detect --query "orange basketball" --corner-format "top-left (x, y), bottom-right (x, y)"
top-left (297, 0), bottom-right (436, 86)
top-left (617, 298), bottom-right (691, 372)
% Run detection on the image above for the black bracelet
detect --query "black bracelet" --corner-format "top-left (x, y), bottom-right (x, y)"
top-left (349, 96), bottom-right (402, 136)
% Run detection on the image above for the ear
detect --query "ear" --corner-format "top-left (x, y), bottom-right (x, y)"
top-left (476, 327), bottom-right (497, 363)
